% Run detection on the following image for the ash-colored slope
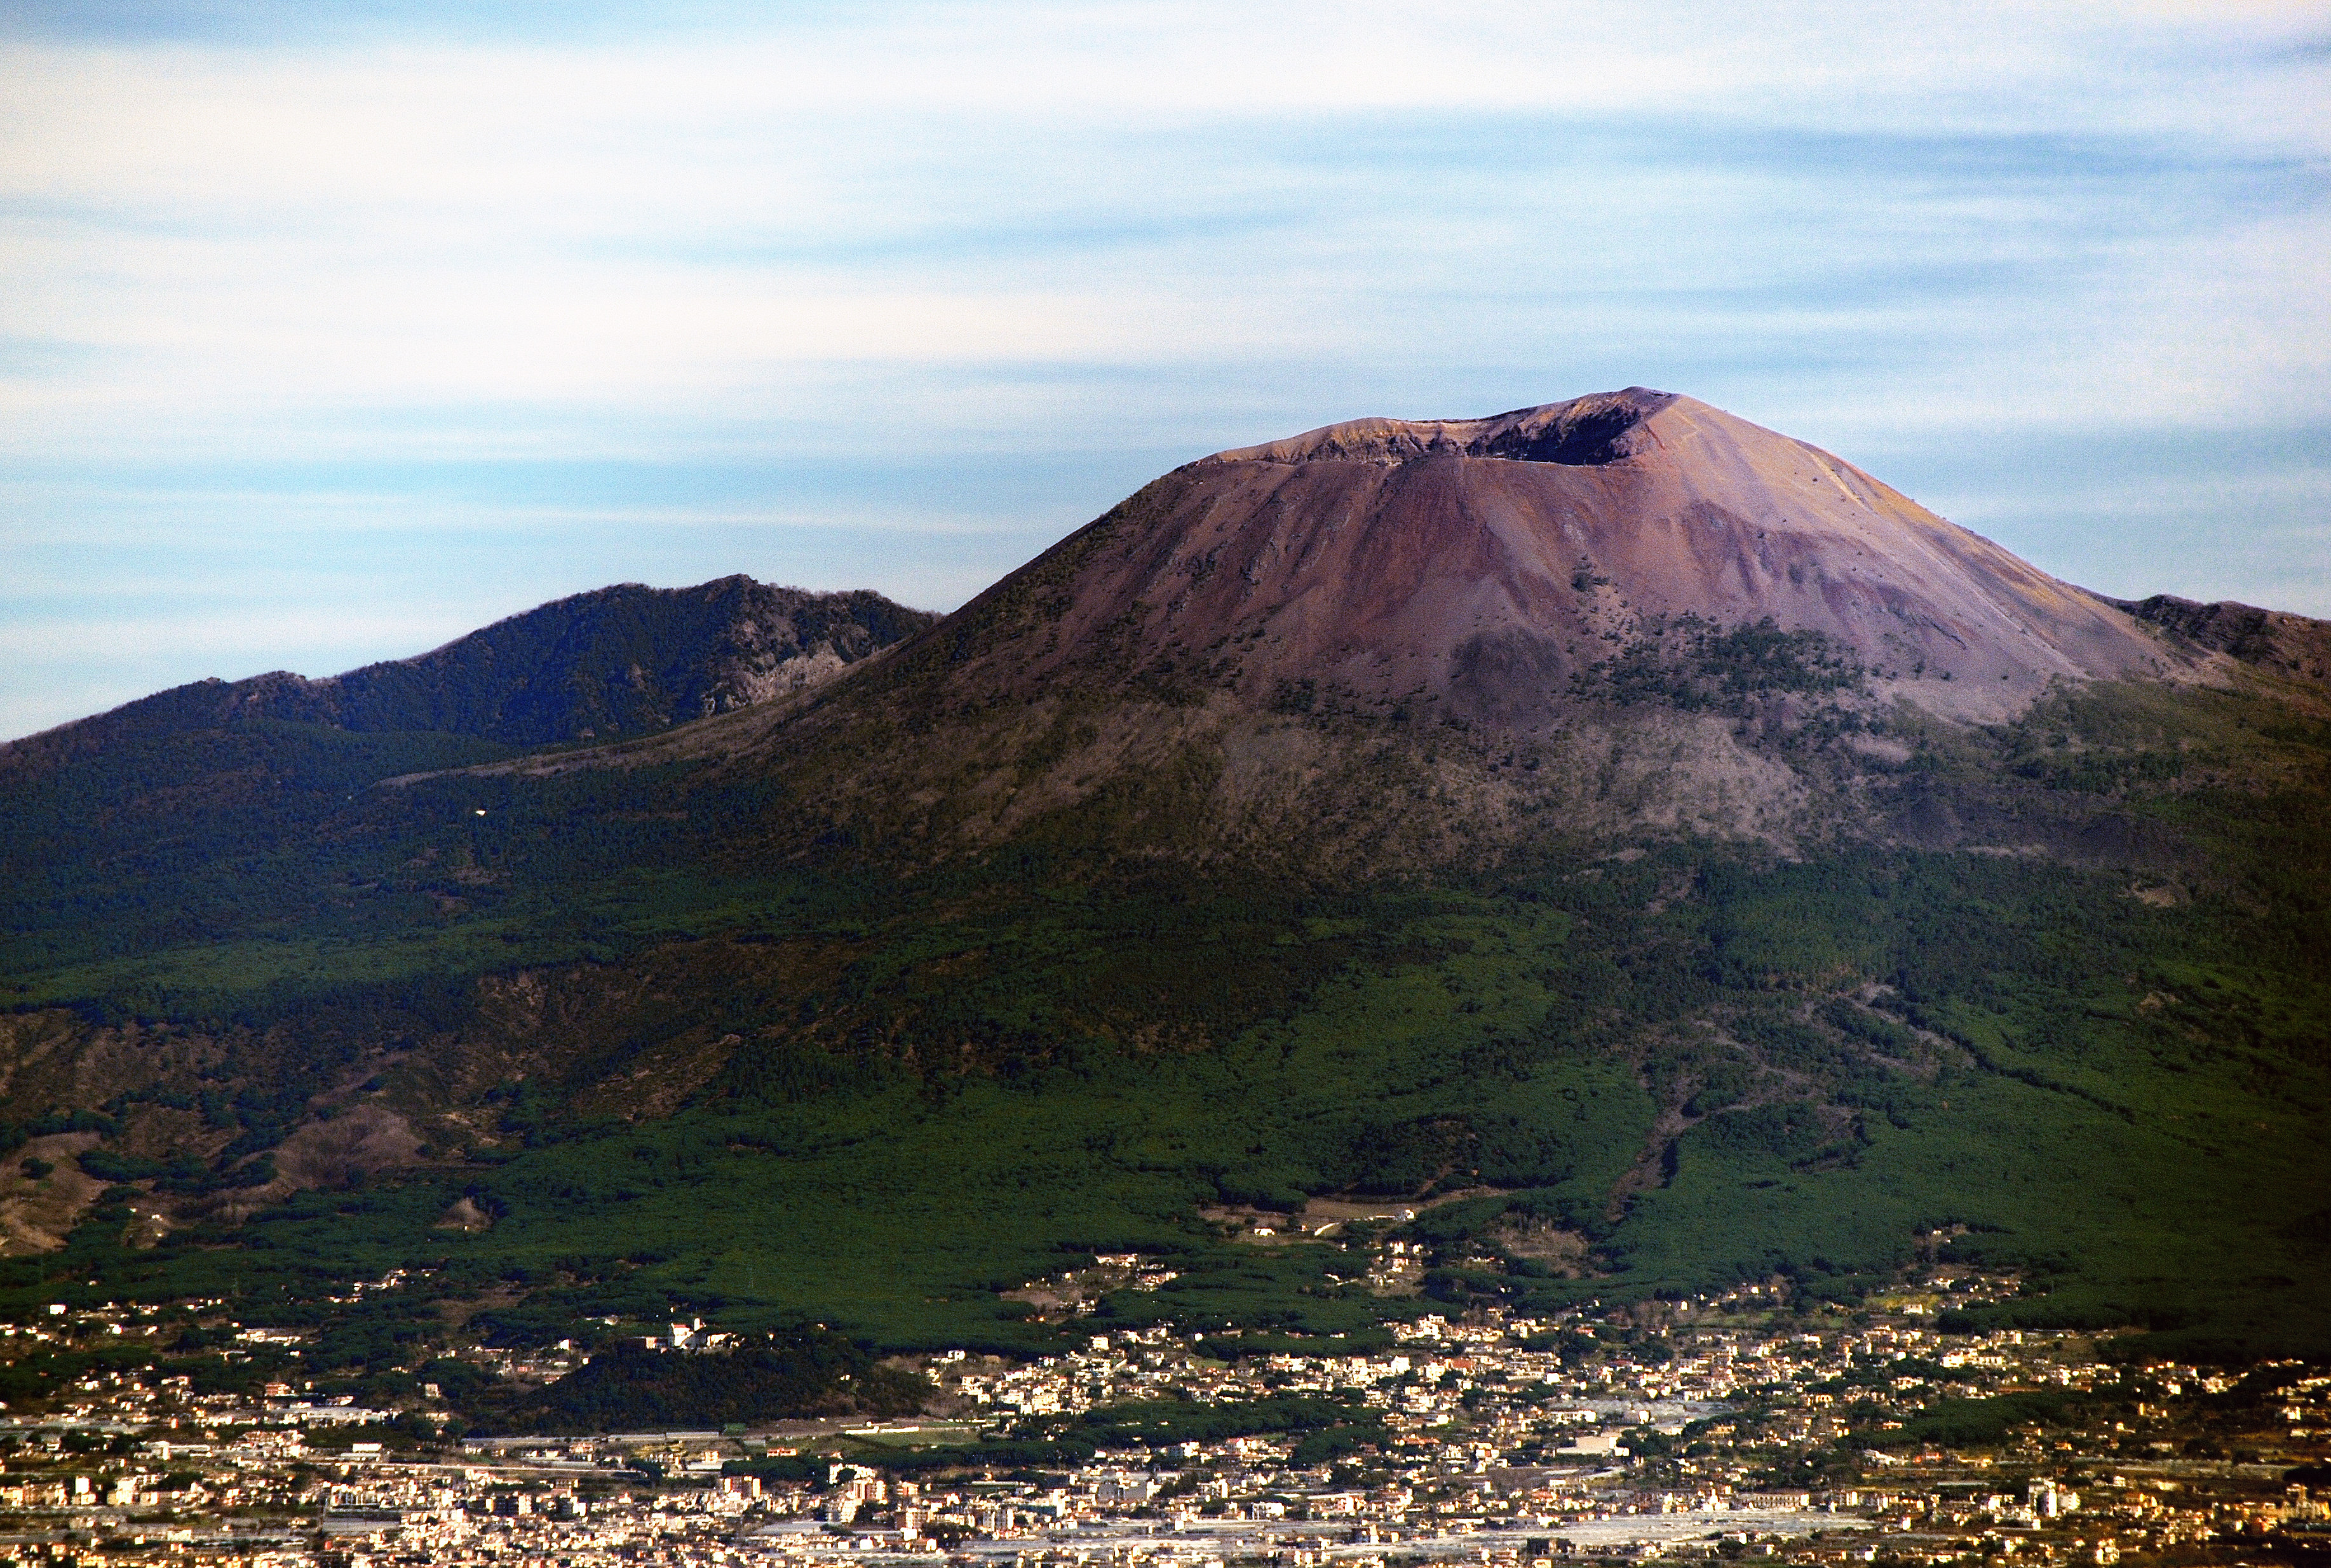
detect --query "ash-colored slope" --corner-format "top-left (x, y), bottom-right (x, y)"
top-left (1010, 388), bottom-right (2175, 726)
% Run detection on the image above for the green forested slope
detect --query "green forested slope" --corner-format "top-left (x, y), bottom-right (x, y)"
top-left (1, 673), bottom-right (2325, 1376)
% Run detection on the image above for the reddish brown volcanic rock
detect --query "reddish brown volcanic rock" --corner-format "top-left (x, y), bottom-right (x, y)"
top-left (485, 389), bottom-right (2219, 865)
top-left (994, 388), bottom-right (2170, 726)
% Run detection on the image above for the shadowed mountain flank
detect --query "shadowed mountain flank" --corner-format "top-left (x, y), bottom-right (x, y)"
top-left (2, 576), bottom-right (936, 770)
top-left (0, 578), bottom-right (937, 952)
top-left (294, 576), bottom-right (935, 743)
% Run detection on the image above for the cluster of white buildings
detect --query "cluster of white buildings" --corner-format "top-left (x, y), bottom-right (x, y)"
top-left (3, 1286), bottom-right (2321, 1567)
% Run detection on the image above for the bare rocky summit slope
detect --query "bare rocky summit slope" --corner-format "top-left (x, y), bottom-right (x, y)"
top-left (1088, 388), bottom-right (2172, 724)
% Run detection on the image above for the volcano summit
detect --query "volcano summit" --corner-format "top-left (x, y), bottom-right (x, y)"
top-left (1015, 386), bottom-right (2166, 722)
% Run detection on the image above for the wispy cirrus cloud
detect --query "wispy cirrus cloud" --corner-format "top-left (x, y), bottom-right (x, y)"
top-left (3, 0), bottom-right (2328, 738)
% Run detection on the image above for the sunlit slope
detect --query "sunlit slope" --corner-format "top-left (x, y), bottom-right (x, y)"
top-left (1067, 389), bottom-right (2171, 722)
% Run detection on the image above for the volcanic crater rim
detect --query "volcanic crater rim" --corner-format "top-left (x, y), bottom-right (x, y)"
top-left (1201, 386), bottom-right (1680, 469)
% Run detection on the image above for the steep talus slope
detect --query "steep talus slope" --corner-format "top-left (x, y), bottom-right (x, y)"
top-left (1109, 389), bottom-right (2172, 723)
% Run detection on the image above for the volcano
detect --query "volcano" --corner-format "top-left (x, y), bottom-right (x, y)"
top-left (6, 389), bottom-right (2330, 1366)
top-left (552, 389), bottom-right (2222, 866)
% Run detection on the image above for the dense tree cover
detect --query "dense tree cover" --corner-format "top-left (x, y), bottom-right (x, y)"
top-left (1571, 617), bottom-right (1864, 711)
top-left (997, 1393), bottom-right (1388, 1470)
top-left (1876, 1389), bottom-right (2084, 1449)
top-left (3, 814), bottom-right (2325, 1362)
top-left (0, 674), bottom-right (2325, 1365)
top-left (492, 1328), bottom-right (931, 1434)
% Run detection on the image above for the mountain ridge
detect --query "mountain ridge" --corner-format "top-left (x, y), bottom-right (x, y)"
top-left (0, 574), bottom-right (936, 765)
top-left (2107, 590), bottom-right (2331, 690)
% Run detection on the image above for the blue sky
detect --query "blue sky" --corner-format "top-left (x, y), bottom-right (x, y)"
top-left (3, 1), bottom-right (2327, 740)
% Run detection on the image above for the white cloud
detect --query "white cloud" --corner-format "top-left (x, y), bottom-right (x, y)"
top-left (2, 0), bottom-right (2327, 734)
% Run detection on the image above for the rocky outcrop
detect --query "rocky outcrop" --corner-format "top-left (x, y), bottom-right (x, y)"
top-left (2106, 592), bottom-right (2331, 690)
